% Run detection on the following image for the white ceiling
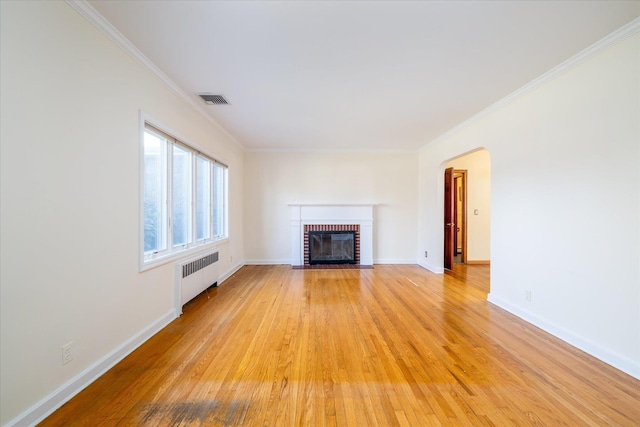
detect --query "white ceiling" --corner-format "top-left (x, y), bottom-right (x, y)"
top-left (88, 1), bottom-right (639, 152)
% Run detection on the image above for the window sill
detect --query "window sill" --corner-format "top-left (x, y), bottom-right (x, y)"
top-left (140, 238), bottom-right (229, 272)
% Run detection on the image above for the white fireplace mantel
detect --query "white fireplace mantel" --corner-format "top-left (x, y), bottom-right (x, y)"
top-left (289, 204), bottom-right (374, 266)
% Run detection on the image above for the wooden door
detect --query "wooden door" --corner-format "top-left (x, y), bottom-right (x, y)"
top-left (444, 167), bottom-right (455, 270)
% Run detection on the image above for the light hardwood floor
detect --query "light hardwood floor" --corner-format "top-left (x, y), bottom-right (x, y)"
top-left (40, 264), bottom-right (640, 426)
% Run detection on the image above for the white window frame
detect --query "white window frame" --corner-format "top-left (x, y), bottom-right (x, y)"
top-left (139, 114), bottom-right (229, 271)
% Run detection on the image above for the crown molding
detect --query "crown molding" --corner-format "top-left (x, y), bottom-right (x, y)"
top-left (422, 16), bottom-right (640, 151)
top-left (245, 146), bottom-right (419, 154)
top-left (64, 0), bottom-right (638, 155)
top-left (65, 0), bottom-right (245, 151)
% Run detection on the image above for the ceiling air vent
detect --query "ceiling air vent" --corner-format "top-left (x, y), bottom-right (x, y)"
top-left (198, 94), bottom-right (229, 105)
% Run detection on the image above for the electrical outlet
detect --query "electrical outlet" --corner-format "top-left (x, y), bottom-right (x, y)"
top-left (62, 342), bottom-right (73, 365)
top-left (424, 251), bottom-right (428, 258)
top-left (525, 290), bottom-right (532, 302)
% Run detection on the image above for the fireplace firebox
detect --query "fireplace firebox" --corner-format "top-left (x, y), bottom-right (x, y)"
top-left (308, 231), bottom-right (356, 265)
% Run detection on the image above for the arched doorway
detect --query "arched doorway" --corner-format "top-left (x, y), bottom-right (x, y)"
top-left (443, 149), bottom-right (491, 271)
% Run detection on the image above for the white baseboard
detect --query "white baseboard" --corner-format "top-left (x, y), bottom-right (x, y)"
top-left (487, 293), bottom-right (640, 380)
top-left (7, 310), bottom-right (177, 427)
top-left (246, 259), bottom-right (418, 266)
top-left (417, 260), bottom-right (444, 274)
top-left (218, 262), bottom-right (245, 284)
top-left (244, 259), bottom-right (292, 265)
top-left (373, 259), bottom-right (416, 264)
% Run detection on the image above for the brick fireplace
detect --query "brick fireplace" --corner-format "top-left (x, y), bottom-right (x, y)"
top-left (289, 204), bottom-right (374, 266)
top-left (304, 224), bottom-right (360, 265)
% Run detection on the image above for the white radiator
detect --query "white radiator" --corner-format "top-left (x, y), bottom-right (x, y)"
top-left (175, 251), bottom-right (219, 315)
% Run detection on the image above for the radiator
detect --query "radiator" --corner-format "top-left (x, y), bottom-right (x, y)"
top-left (175, 251), bottom-right (219, 315)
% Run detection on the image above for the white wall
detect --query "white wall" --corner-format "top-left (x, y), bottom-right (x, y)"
top-left (418, 33), bottom-right (639, 377)
top-left (446, 149), bottom-right (491, 261)
top-left (244, 151), bottom-right (418, 264)
top-left (0, 2), bottom-right (244, 425)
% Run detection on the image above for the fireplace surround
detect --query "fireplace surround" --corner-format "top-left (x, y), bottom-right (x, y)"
top-left (289, 204), bottom-right (374, 266)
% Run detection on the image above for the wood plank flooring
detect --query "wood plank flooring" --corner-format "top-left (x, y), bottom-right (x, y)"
top-left (39, 264), bottom-right (640, 426)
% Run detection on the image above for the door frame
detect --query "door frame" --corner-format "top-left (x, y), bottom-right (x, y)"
top-left (444, 168), bottom-right (468, 269)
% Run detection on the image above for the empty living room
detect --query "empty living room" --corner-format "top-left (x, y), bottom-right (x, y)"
top-left (1, 1), bottom-right (639, 426)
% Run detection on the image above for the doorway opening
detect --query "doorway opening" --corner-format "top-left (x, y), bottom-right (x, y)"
top-left (443, 149), bottom-right (491, 272)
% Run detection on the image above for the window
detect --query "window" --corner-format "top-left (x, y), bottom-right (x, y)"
top-left (196, 156), bottom-right (211, 241)
top-left (172, 144), bottom-right (192, 247)
top-left (142, 123), bottom-right (228, 267)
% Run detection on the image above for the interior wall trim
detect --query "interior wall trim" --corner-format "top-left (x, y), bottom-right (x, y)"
top-left (422, 17), bottom-right (640, 151)
top-left (66, 0), bottom-right (639, 156)
top-left (6, 310), bottom-right (177, 427)
top-left (373, 259), bottom-right (416, 265)
top-left (418, 260), bottom-right (445, 274)
top-left (64, 0), bottom-right (244, 150)
top-left (487, 294), bottom-right (640, 381)
top-left (6, 267), bottom-right (244, 426)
